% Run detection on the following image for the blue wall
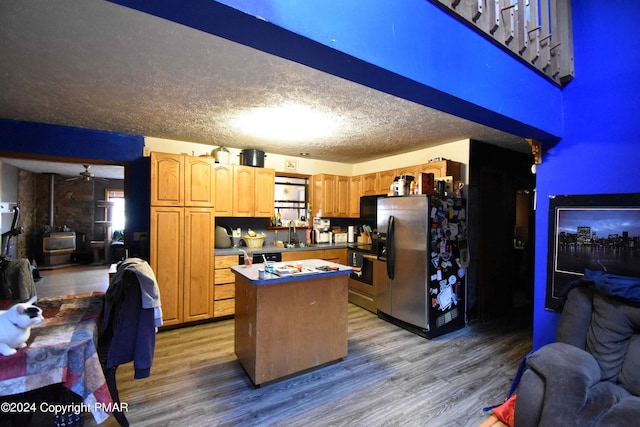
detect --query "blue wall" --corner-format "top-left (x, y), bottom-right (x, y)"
top-left (0, 119), bottom-right (150, 257)
top-left (532, 1), bottom-right (640, 348)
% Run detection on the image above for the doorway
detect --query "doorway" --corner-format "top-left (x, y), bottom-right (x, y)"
top-left (468, 141), bottom-right (536, 323)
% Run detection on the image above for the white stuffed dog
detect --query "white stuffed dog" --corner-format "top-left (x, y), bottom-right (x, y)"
top-left (0, 296), bottom-right (44, 356)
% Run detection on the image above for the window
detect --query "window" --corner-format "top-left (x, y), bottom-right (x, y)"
top-left (106, 189), bottom-right (125, 232)
top-left (274, 176), bottom-right (307, 224)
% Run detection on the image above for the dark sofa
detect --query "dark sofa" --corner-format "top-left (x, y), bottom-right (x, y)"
top-left (515, 277), bottom-right (640, 426)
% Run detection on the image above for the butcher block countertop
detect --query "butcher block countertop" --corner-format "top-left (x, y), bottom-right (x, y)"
top-left (232, 259), bottom-right (351, 385)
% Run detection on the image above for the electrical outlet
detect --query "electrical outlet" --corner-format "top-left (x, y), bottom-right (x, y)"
top-left (133, 232), bottom-right (148, 241)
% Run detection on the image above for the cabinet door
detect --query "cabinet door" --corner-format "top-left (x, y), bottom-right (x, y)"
top-left (185, 156), bottom-right (215, 207)
top-left (281, 250), bottom-right (324, 262)
top-left (150, 152), bottom-right (184, 206)
top-left (361, 173), bottom-right (378, 196)
top-left (254, 168), bottom-right (275, 217)
top-left (419, 160), bottom-right (461, 182)
top-left (150, 207), bottom-right (184, 326)
top-left (348, 175), bottom-right (362, 218)
top-left (335, 175), bottom-right (350, 217)
top-left (233, 166), bottom-right (255, 216)
top-left (395, 165), bottom-right (421, 180)
top-left (377, 169), bottom-right (396, 195)
top-left (183, 208), bottom-right (214, 322)
top-left (323, 248), bottom-right (347, 265)
top-left (214, 165), bottom-right (233, 216)
top-left (312, 174), bottom-right (336, 217)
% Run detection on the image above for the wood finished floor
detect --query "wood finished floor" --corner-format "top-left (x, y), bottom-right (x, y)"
top-left (36, 266), bottom-right (532, 427)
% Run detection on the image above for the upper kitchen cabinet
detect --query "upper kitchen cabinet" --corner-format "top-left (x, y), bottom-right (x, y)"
top-left (377, 169), bottom-right (396, 195)
top-left (223, 165), bottom-right (275, 217)
top-left (395, 165), bottom-right (422, 180)
top-left (151, 152), bottom-right (215, 207)
top-left (360, 169), bottom-right (395, 196)
top-left (214, 164), bottom-right (233, 216)
top-left (348, 175), bottom-right (362, 218)
top-left (185, 156), bottom-right (216, 207)
top-left (233, 165), bottom-right (255, 216)
top-left (254, 168), bottom-right (275, 217)
top-left (419, 160), bottom-right (462, 183)
top-left (335, 175), bottom-right (350, 217)
top-left (361, 173), bottom-right (378, 196)
top-left (311, 174), bottom-right (337, 217)
top-left (151, 152), bottom-right (184, 206)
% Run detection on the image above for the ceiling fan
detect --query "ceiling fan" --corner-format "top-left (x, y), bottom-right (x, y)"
top-left (66, 164), bottom-right (108, 182)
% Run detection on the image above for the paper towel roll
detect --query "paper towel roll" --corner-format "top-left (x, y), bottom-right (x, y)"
top-left (348, 226), bottom-right (355, 243)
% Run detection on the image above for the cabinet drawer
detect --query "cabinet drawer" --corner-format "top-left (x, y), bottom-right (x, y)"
top-left (215, 255), bottom-right (239, 269)
top-left (214, 298), bottom-right (235, 317)
top-left (215, 283), bottom-right (235, 300)
top-left (215, 269), bottom-right (235, 284)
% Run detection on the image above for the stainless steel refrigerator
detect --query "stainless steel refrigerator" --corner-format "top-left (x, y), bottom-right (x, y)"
top-left (377, 195), bottom-right (466, 338)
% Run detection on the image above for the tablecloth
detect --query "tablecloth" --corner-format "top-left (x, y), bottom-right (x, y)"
top-left (0, 294), bottom-right (113, 423)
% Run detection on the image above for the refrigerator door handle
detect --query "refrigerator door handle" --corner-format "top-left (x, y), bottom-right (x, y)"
top-left (386, 215), bottom-right (395, 280)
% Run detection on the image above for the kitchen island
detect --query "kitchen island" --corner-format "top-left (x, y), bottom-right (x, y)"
top-left (231, 259), bottom-right (351, 386)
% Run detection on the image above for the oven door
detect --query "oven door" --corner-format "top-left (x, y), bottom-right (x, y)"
top-left (348, 250), bottom-right (377, 312)
top-left (348, 250), bottom-right (377, 286)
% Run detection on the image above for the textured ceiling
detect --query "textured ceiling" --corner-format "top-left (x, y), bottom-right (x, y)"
top-left (0, 0), bottom-right (529, 177)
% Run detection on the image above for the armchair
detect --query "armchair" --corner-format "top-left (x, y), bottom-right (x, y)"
top-left (515, 276), bottom-right (640, 426)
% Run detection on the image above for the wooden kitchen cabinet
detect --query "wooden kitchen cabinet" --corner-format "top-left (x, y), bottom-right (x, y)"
top-left (311, 174), bottom-right (353, 218)
top-left (151, 152), bottom-right (184, 206)
top-left (419, 159), bottom-right (462, 183)
top-left (323, 248), bottom-right (347, 265)
top-left (335, 175), bottom-right (350, 217)
top-left (151, 152), bottom-right (215, 207)
top-left (348, 175), bottom-right (362, 218)
top-left (395, 165), bottom-right (422, 180)
top-left (254, 168), bottom-right (276, 217)
top-left (361, 173), bottom-right (378, 196)
top-left (185, 156), bottom-right (215, 207)
top-left (229, 165), bottom-right (275, 217)
top-left (214, 164), bottom-right (233, 216)
top-left (311, 174), bottom-right (337, 217)
top-left (150, 206), bottom-right (184, 326)
top-left (233, 165), bottom-right (255, 216)
top-left (281, 248), bottom-right (346, 264)
top-left (183, 208), bottom-right (215, 322)
top-left (150, 152), bottom-right (215, 326)
top-left (150, 206), bottom-right (214, 325)
top-left (281, 249), bottom-right (323, 262)
top-left (377, 169), bottom-right (396, 195)
top-left (214, 255), bottom-right (238, 318)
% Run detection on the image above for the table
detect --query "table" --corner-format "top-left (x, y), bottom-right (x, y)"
top-left (232, 259), bottom-right (351, 385)
top-left (0, 294), bottom-right (113, 424)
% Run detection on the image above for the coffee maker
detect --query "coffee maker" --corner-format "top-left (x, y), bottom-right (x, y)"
top-left (312, 218), bottom-right (331, 243)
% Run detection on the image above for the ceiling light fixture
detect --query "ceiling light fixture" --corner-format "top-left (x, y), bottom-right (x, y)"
top-left (230, 103), bottom-right (345, 142)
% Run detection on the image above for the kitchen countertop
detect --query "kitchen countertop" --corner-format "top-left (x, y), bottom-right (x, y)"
top-left (215, 242), bottom-right (373, 256)
top-left (231, 259), bottom-right (351, 285)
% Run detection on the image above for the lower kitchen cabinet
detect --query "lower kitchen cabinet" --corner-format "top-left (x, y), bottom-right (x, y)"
top-left (214, 255), bottom-right (237, 318)
top-left (150, 206), bottom-right (214, 326)
top-left (323, 248), bottom-right (347, 265)
top-left (281, 248), bottom-right (346, 264)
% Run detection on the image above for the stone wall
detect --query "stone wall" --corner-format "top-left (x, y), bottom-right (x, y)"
top-left (34, 174), bottom-right (95, 240)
